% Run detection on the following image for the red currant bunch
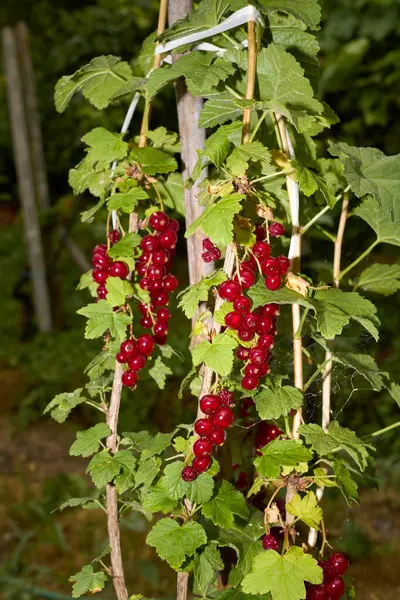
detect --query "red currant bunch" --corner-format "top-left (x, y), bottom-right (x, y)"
top-left (307, 552), bottom-right (349, 599)
top-left (268, 221), bottom-right (285, 238)
top-left (255, 421), bottom-right (283, 454)
top-left (117, 335), bottom-right (154, 388)
top-left (182, 388), bottom-right (235, 481)
top-left (91, 242), bottom-right (129, 301)
top-left (202, 237), bottom-right (222, 263)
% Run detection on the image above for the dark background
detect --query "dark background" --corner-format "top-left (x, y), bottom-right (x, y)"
top-left (0, 0), bottom-right (400, 598)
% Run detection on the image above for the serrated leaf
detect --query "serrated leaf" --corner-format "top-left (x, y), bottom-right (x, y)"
top-left (155, 172), bottom-right (185, 216)
top-left (69, 564), bottom-right (107, 598)
top-left (146, 127), bottom-right (180, 153)
top-left (192, 333), bottom-right (237, 376)
top-left (332, 351), bottom-right (386, 390)
top-left (214, 302), bottom-right (234, 325)
top-left (299, 421), bottom-right (373, 471)
top-left (258, 0), bottom-right (321, 30)
top-left (149, 356), bottom-right (172, 390)
top-left (58, 496), bottom-right (101, 512)
top-left (173, 436), bottom-right (193, 453)
top-left (187, 472), bottom-right (215, 504)
top-left (313, 468), bottom-right (337, 489)
top-left (77, 300), bottom-right (131, 341)
top-left (55, 55), bottom-right (134, 112)
top-left (186, 194), bottom-right (244, 247)
top-left (108, 232), bottom-right (141, 259)
top-left (107, 188), bottom-right (149, 213)
top-left (248, 279), bottom-right (313, 309)
top-left (82, 127), bottom-right (128, 163)
top-left (254, 380), bottom-right (303, 420)
top-left (130, 147), bottom-right (177, 176)
top-left (357, 263), bottom-right (400, 295)
top-left (105, 277), bottom-right (133, 307)
top-left (69, 156), bottom-right (110, 197)
top-left (354, 194), bottom-right (400, 247)
top-left (332, 459), bottom-right (359, 504)
top-left (286, 492), bottom-right (322, 529)
top-left (161, 461), bottom-right (190, 500)
top-left (226, 142), bottom-right (274, 177)
top-left (146, 518), bottom-right (207, 569)
top-left (202, 481), bottom-right (248, 528)
top-left (199, 93), bottom-right (242, 128)
top-left (242, 546), bottom-right (322, 600)
top-left (44, 388), bottom-right (86, 423)
top-left (194, 542), bottom-right (224, 596)
top-left (134, 457), bottom-right (161, 488)
top-left (158, 0), bottom-right (230, 41)
top-left (229, 540), bottom-right (264, 588)
top-left (255, 439), bottom-right (312, 479)
top-left (178, 270), bottom-right (227, 318)
top-left (292, 160), bottom-right (337, 207)
top-left (70, 423), bottom-right (111, 457)
top-left (86, 449), bottom-right (136, 488)
top-left (143, 483), bottom-right (178, 514)
top-left (127, 431), bottom-right (174, 460)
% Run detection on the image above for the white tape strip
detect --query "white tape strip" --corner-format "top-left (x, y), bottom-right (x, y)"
top-left (283, 123), bottom-right (300, 261)
top-left (155, 6), bottom-right (263, 56)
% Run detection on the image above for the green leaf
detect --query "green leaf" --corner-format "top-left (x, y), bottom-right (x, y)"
top-left (286, 492), bottom-right (322, 529)
top-left (255, 439), bottom-right (312, 479)
top-left (194, 542), bottom-right (224, 596)
top-left (105, 277), bottom-right (133, 307)
top-left (147, 52), bottom-right (234, 98)
top-left (158, 0), bottom-right (230, 41)
top-left (312, 288), bottom-right (380, 340)
top-left (115, 469), bottom-right (136, 494)
top-left (198, 122), bottom-right (242, 169)
top-left (107, 189), bottom-right (149, 213)
top-left (69, 156), bottom-right (110, 197)
top-left (248, 280), bottom-right (313, 310)
top-left (44, 388), bottom-right (86, 423)
top-left (257, 45), bottom-right (323, 115)
top-left (161, 461), bottom-right (190, 500)
top-left (312, 468), bottom-right (337, 489)
top-left (242, 546), bottom-right (322, 600)
top-left (254, 379), bottom-right (303, 420)
top-left (146, 518), bottom-right (207, 569)
top-left (77, 270), bottom-right (97, 297)
top-left (77, 300), bottom-right (131, 341)
top-left (82, 127), bottom-right (129, 162)
top-left (130, 147), bottom-right (177, 175)
top-left (134, 457), bottom-right (161, 488)
top-left (186, 194), bottom-right (244, 247)
top-left (229, 540), bottom-right (264, 588)
top-left (155, 172), bottom-right (185, 216)
top-left (146, 127), bottom-right (180, 154)
top-left (226, 142), bottom-right (274, 177)
top-left (199, 93), bottom-right (242, 128)
top-left (69, 564), bottom-right (107, 598)
top-left (192, 333), bottom-right (237, 376)
top-left (55, 55), bottom-right (134, 112)
top-left (202, 481), bottom-right (248, 528)
top-left (299, 421), bottom-right (373, 471)
top-left (143, 483), bottom-right (178, 514)
top-left (108, 232), bottom-right (141, 259)
top-left (332, 459), bottom-right (359, 504)
top-left (86, 449), bottom-right (136, 488)
top-left (214, 302), bottom-right (234, 326)
top-left (149, 356), bottom-right (173, 390)
top-left (187, 472), bottom-right (215, 504)
top-left (258, 0), bottom-right (321, 30)
top-left (127, 431), bottom-right (174, 460)
top-left (354, 194), bottom-right (400, 246)
top-left (70, 423), bottom-right (111, 457)
top-left (178, 270), bottom-right (227, 319)
top-left (292, 160), bottom-right (337, 208)
top-left (357, 263), bottom-right (400, 295)
top-left (332, 351), bottom-right (386, 390)
top-left (58, 496), bottom-right (101, 512)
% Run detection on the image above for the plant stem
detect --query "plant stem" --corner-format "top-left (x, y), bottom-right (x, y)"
top-left (249, 108), bottom-right (268, 142)
top-left (369, 420), bottom-right (400, 438)
top-left (300, 206), bottom-right (330, 235)
top-left (251, 168), bottom-right (293, 185)
top-left (337, 239), bottom-right (378, 281)
top-left (303, 358), bottom-right (332, 392)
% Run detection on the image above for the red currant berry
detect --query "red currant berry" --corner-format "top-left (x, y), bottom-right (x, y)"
top-left (269, 222), bottom-right (285, 237)
top-left (92, 253), bottom-right (110, 269)
top-left (149, 211), bottom-right (169, 231)
top-left (200, 394), bottom-right (221, 415)
top-left (151, 290), bottom-right (169, 306)
top-left (202, 251), bottom-right (213, 263)
top-left (262, 534), bottom-right (279, 551)
top-left (139, 302), bottom-right (152, 315)
top-left (210, 248), bottom-right (221, 260)
top-left (236, 269), bottom-right (255, 289)
top-left (213, 407), bottom-right (234, 429)
top-left (328, 553), bottom-right (349, 576)
top-left (324, 577), bottom-right (345, 600)
top-left (182, 466), bottom-right (198, 482)
top-left (225, 311), bottom-right (242, 330)
top-left (120, 340), bottom-right (137, 358)
top-left (97, 284), bottom-right (108, 299)
top-left (148, 264), bottom-right (165, 279)
top-left (306, 585), bottom-right (326, 600)
top-left (151, 279), bottom-right (163, 292)
top-left (92, 268), bottom-right (109, 284)
top-left (154, 334), bottom-right (167, 346)
top-left (158, 229), bottom-right (177, 249)
top-left (203, 238), bottom-right (214, 251)
top-left (241, 375), bottom-right (259, 391)
top-left (157, 308), bottom-right (171, 323)
top-left (244, 363), bottom-right (263, 378)
top-left (108, 229), bottom-right (121, 244)
top-left (262, 303), bottom-right (279, 317)
top-left (193, 439), bottom-right (213, 456)
top-left (257, 315), bottom-right (274, 334)
top-left (238, 328), bottom-right (254, 342)
top-left (139, 316), bottom-right (153, 329)
top-left (210, 428), bottom-right (225, 445)
top-left (237, 346), bottom-right (251, 361)
top-left (141, 235), bottom-right (159, 253)
top-left (163, 274), bottom-right (179, 292)
top-left (242, 258), bottom-right (257, 272)
top-left (277, 255), bottom-right (290, 274)
top-left (252, 241), bottom-right (271, 260)
top-left (261, 257), bottom-right (280, 276)
top-left (265, 275), bottom-right (282, 290)
top-left (192, 455), bottom-right (211, 473)
top-left (255, 223), bottom-right (266, 241)
top-left (234, 296), bottom-right (252, 312)
top-left (137, 334), bottom-right (154, 356)
top-left (93, 244), bottom-right (107, 255)
top-left (219, 389), bottom-right (234, 405)
top-left (140, 277), bottom-right (153, 291)
top-left (110, 261), bottom-right (129, 279)
top-left (127, 354), bottom-right (146, 371)
top-left (194, 419), bottom-right (213, 438)
top-left (219, 280), bottom-right (241, 302)
top-left (152, 250), bottom-right (169, 266)
top-left (258, 334), bottom-right (275, 349)
top-left (116, 351), bottom-right (127, 364)
top-left (138, 250), bottom-right (151, 264)
top-left (242, 312), bottom-right (259, 331)
top-left (122, 370), bottom-right (138, 387)
top-left (169, 218), bottom-right (180, 232)
top-left (318, 561), bottom-right (336, 583)
top-left (249, 347), bottom-right (268, 364)
top-left (154, 322), bottom-right (168, 337)
top-left (235, 471), bottom-right (249, 490)
top-left (136, 263), bottom-right (147, 277)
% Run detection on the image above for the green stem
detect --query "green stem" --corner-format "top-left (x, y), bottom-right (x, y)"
top-left (249, 108), bottom-right (269, 142)
top-left (224, 84), bottom-right (243, 100)
top-left (369, 420), bottom-right (400, 438)
top-left (251, 168), bottom-right (293, 185)
top-left (221, 31), bottom-right (241, 49)
top-left (294, 308), bottom-right (309, 339)
top-left (300, 206), bottom-right (330, 234)
top-left (337, 240), bottom-right (379, 281)
top-left (303, 359), bottom-right (332, 392)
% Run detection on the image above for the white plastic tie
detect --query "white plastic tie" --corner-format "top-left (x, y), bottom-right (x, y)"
top-left (283, 124), bottom-right (300, 261)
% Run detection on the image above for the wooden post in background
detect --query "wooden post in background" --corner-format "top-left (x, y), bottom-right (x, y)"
top-left (1, 27), bottom-right (53, 332)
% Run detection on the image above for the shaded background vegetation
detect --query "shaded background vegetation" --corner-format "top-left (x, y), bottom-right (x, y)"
top-left (0, 0), bottom-right (399, 598)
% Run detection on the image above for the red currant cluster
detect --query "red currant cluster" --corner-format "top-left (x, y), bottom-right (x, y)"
top-left (91, 229), bottom-right (128, 300)
top-left (181, 389), bottom-right (235, 482)
top-left (117, 334), bottom-right (154, 388)
top-left (202, 238), bottom-right (222, 263)
top-left (307, 553), bottom-right (349, 599)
